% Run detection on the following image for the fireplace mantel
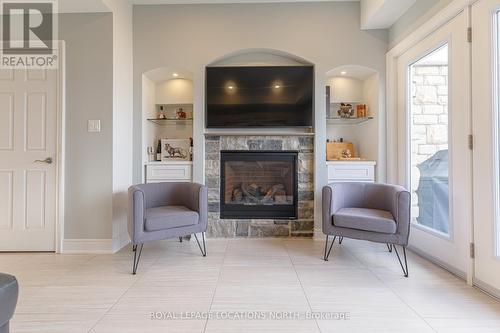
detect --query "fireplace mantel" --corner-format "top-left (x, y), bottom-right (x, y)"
top-left (203, 130), bottom-right (314, 137)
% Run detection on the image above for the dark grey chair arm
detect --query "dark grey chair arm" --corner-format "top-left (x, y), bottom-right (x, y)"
top-left (0, 273), bottom-right (18, 333)
top-left (128, 185), bottom-right (146, 245)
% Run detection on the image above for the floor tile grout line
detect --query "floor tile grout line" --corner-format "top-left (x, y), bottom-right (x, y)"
top-left (203, 238), bottom-right (229, 333)
top-left (343, 243), bottom-right (438, 333)
top-left (10, 254), bottom-right (100, 315)
top-left (87, 246), bottom-right (164, 332)
top-left (283, 240), bottom-right (322, 333)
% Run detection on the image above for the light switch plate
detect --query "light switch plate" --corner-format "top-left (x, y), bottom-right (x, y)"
top-left (88, 119), bottom-right (101, 133)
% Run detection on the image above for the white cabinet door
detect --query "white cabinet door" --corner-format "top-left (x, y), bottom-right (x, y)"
top-left (327, 162), bottom-right (375, 183)
top-left (0, 69), bottom-right (58, 251)
top-left (146, 164), bottom-right (192, 182)
top-left (471, 0), bottom-right (500, 294)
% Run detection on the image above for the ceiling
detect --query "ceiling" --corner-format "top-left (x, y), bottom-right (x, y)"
top-left (144, 67), bottom-right (194, 82)
top-left (59, 0), bottom-right (415, 30)
top-left (326, 65), bottom-right (377, 80)
top-left (60, 0), bottom-right (110, 13)
top-left (130, 0), bottom-right (355, 4)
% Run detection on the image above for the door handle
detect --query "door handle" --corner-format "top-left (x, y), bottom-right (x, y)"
top-left (34, 157), bottom-right (53, 164)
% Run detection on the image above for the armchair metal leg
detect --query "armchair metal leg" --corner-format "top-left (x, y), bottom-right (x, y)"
top-left (338, 236), bottom-right (344, 245)
top-left (194, 232), bottom-right (207, 257)
top-left (386, 244), bottom-right (393, 252)
top-left (393, 245), bottom-right (409, 277)
top-left (132, 244), bottom-right (143, 275)
top-left (323, 235), bottom-right (336, 261)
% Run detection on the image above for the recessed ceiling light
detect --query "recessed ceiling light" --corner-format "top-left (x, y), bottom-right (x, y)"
top-left (172, 73), bottom-right (179, 77)
top-left (340, 71), bottom-right (347, 75)
top-left (228, 85), bottom-right (234, 90)
top-left (274, 85), bottom-right (281, 89)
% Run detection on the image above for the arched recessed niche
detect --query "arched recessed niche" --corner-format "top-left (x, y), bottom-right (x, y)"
top-left (325, 65), bottom-right (381, 169)
top-left (141, 66), bottom-right (194, 180)
top-left (209, 48), bottom-right (313, 67)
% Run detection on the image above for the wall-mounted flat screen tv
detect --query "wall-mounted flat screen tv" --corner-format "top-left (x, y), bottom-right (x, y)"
top-left (205, 66), bottom-right (314, 128)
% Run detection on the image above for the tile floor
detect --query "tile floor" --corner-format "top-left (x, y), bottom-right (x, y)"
top-left (3, 238), bottom-right (500, 333)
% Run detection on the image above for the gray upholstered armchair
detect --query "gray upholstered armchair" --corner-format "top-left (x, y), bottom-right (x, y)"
top-left (128, 182), bottom-right (208, 274)
top-left (322, 182), bottom-right (411, 277)
top-left (0, 273), bottom-right (18, 333)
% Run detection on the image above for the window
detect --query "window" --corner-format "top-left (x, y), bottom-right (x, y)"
top-left (408, 44), bottom-right (450, 235)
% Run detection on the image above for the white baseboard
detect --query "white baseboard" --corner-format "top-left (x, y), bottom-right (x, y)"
top-left (62, 239), bottom-right (114, 254)
top-left (407, 245), bottom-right (467, 280)
top-left (313, 228), bottom-right (324, 241)
top-left (473, 278), bottom-right (500, 301)
top-left (113, 232), bottom-right (131, 253)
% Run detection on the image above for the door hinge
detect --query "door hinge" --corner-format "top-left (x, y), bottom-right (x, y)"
top-left (468, 134), bottom-right (473, 150)
top-left (470, 242), bottom-right (475, 258)
top-left (467, 27), bottom-right (472, 43)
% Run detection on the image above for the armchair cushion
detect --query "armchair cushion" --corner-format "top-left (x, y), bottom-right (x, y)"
top-left (333, 207), bottom-right (397, 234)
top-left (145, 205), bottom-right (199, 232)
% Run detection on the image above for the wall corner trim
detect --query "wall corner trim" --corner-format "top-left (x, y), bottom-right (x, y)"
top-left (62, 239), bottom-right (114, 254)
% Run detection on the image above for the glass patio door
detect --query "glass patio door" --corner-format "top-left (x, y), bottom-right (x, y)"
top-left (471, 0), bottom-right (500, 293)
top-left (396, 10), bottom-right (470, 275)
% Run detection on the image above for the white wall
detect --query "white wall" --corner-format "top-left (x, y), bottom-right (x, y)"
top-left (59, 13), bottom-right (113, 239)
top-left (361, 73), bottom-right (380, 162)
top-left (328, 77), bottom-right (364, 103)
top-left (156, 79), bottom-right (193, 104)
top-left (133, 2), bottom-right (388, 236)
top-left (103, 0), bottom-right (134, 251)
top-left (142, 75), bottom-right (157, 165)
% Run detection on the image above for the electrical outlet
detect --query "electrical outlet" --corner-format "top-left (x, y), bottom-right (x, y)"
top-left (87, 120), bottom-right (101, 133)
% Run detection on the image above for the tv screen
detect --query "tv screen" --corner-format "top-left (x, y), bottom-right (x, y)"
top-left (206, 66), bottom-right (313, 128)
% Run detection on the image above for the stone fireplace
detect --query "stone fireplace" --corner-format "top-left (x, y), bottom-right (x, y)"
top-left (205, 135), bottom-right (314, 237)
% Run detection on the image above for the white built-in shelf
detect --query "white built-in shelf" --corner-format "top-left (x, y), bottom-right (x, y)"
top-left (147, 118), bottom-right (193, 126)
top-left (326, 116), bottom-right (374, 125)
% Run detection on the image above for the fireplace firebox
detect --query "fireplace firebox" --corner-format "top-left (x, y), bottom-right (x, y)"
top-left (220, 151), bottom-right (298, 219)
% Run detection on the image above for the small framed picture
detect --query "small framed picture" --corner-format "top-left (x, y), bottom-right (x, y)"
top-left (161, 139), bottom-right (190, 161)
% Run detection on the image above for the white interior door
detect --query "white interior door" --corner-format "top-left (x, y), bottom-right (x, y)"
top-left (396, 11), bottom-right (470, 275)
top-left (0, 68), bottom-right (59, 251)
top-left (471, 0), bottom-right (500, 294)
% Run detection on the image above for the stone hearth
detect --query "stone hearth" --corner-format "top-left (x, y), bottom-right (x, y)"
top-left (205, 135), bottom-right (314, 237)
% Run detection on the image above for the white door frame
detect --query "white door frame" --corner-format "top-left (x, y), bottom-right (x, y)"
top-left (55, 40), bottom-right (66, 254)
top-left (386, 0), bottom-right (476, 283)
top-left (470, 0), bottom-right (500, 297)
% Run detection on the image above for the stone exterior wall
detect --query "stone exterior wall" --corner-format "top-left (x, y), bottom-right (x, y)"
top-left (410, 64), bottom-right (448, 218)
top-left (205, 135), bottom-right (314, 238)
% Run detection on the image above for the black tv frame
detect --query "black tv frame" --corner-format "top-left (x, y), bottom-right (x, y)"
top-left (204, 65), bottom-right (315, 129)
